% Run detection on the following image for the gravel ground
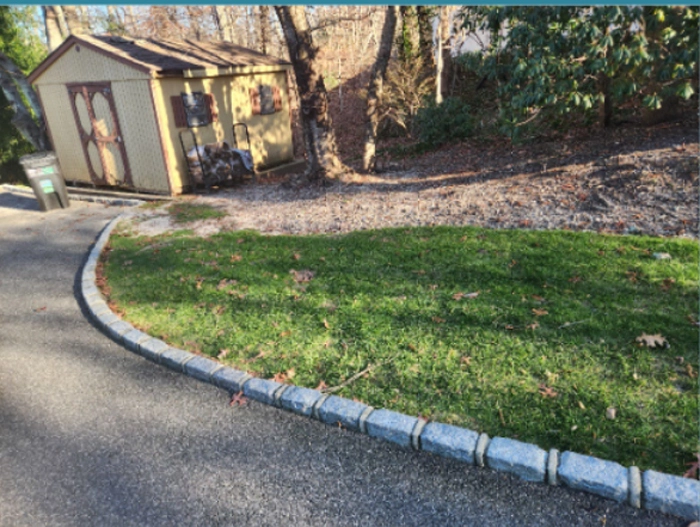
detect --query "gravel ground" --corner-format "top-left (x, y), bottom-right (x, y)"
top-left (127, 121), bottom-right (698, 240)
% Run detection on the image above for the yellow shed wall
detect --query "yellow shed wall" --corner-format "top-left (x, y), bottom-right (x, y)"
top-left (32, 43), bottom-right (169, 193)
top-left (152, 71), bottom-right (293, 192)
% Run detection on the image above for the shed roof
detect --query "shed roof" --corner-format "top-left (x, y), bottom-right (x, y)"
top-left (29, 34), bottom-right (291, 83)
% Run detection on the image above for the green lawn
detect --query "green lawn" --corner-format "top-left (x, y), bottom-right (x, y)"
top-left (103, 223), bottom-right (699, 475)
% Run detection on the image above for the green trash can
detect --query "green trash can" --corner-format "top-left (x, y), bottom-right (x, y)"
top-left (19, 152), bottom-right (70, 212)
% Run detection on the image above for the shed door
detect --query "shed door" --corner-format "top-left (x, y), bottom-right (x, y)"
top-left (67, 83), bottom-right (132, 187)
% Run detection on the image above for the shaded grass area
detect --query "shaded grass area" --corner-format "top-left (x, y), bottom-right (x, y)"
top-left (168, 202), bottom-right (225, 224)
top-left (104, 224), bottom-right (699, 475)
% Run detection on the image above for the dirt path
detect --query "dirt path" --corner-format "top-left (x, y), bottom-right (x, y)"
top-left (127, 121), bottom-right (698, 240)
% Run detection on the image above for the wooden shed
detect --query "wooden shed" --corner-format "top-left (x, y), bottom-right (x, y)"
top-left (28, 34), bottom-right (295, 195)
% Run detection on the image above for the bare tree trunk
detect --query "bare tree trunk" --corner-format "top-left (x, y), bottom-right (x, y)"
top-left (398, 6), bottom-right (418, 64)
top-left (416, 6), bottom-right (435, 73)
top-left (186, 7), bottom-right (202, 40)
top-left (43, 6), bottom-right (65, 51)
top-left (213, 6), bottom-right (232, 42)
top-left (440, 6), bottom-right (454, 100)
top-left (0, 51), bottom-right (50, 151)
top-left (62, 5), bottom-right (84, 34)
top-left (258, 5), bottom-right (271, 55)
top-left (275, 6), bottom-right (345, 182)
top-left (362, 6), bottom-right (398, 172)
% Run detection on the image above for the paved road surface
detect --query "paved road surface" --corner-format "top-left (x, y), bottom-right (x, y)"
top-left (0, 189), bottom-right (685, 526)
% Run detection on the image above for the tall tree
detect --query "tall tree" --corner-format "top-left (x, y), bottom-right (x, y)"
top-left (0, 7), bottom-right (49, 151)
top-left (416, 6), bottom-right (435, 74)
top-left (62, 5), bottom-right (84, 34)
top-left (258, 5), bottom-right (271, 55)
top-left (42, 6), bottom-right (64, 51)
top-left (274, 6), bottom-right (344, 182)
top-left (362, 6), bottom-right (398, 172)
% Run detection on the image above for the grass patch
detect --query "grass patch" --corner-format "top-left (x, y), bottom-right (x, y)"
top-left (104, 224), bottom-right (699, 475)
top-left (168, 201), bottom-right (225, 224)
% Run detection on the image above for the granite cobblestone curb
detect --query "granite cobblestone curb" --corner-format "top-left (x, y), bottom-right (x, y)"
top-left (81, 215), bottom-right (700, 522)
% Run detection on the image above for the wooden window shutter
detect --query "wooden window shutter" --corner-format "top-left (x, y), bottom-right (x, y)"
top-left (272, 86), bottom-right (282, 112)
top-left (170, 96), bottom-right (188, 128)
top-left (205, 93), bottom-right (218, 123)
top-left (249, 87), bottom-right (261, 115)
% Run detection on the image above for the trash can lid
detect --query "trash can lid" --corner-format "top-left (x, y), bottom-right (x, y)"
top-left (19, 151), bottom-right (57, 167)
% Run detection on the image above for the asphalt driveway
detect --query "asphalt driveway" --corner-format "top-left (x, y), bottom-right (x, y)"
top-left (0, 189), bottom-right (685, 526)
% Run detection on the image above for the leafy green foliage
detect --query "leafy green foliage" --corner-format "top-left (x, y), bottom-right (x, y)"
top-left (415, 97), bottom-right (474, 147)
top-left (459, 7), bottom-right (698, 136)
top-left (105, 225), bottom-right (698, 475)
top-left (0, 7), bottom-right (46, 183)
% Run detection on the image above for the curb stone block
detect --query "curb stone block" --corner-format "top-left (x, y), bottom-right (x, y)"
top-left (365, 409), bottom-right (418, 449)
top-left (83, 269), bottom-right (96, 283)
top-left (159, 348), bottom-right (194, 371)
top-left (312, 394), bottom-right (330, 420)
top-left (211, 368), bottom-right (251, 393)
top-left (138, 338), bottom-right (170, 361)
top-left (420, 423), bottom-right (479, 464)
top-left (410, 419), bottom-right (427, 450)
top-left (122, 329), bottom-right (151, 352)
top-left (475, 433), bottom-right (490, 467)
top-left (88, 298), bottom-right (111, 317)
top-left (105, 320), bottom-right (134, 342)
top-left (558, 451), bottom-right (628, 502)
top-left (184, 356), bottom-right (221, 382)
top-left (280, 386), bottom-right (323, 417)
top-left (317, 396), bottom-right (368, 431)
top-left (628, 466), bottom-right (641, 508)
top-left (547, 449), bottom-right (560, 486)
top-left (273, 385), bottom-right (290, 407)
top-left (643, 470), bottom-right (700, 520)
top-left (486, 437), bottom-right (547, 483)
top-left (82, 284), bottom-right (100, 299)
top-left (243, 378), bottom-right (283, 405)
top-left (97, 311), bottom-right (120, 327)
top-left (358, 406), bottom-right (375, 434)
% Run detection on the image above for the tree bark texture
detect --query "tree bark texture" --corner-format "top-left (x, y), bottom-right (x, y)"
top-left (398, 6), bottom-right (418, 64)
top-left (258, 5), bottom-right (271, 55)
top-left (275, 6), bottom-right (344, 182)
top-left (43, 6), bottom-right (65, 51)
top-left (362, 6), bottom-right (398, 172)
top-left (416, 6), bottom-right (435, 73)
top-left (0, 51), bottom-right (49, 151)
top-left (62, 6), bottom-right (83, 34)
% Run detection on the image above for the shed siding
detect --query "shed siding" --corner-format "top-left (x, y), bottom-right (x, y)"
top-left (33, 42), bottom-right (169, 193)
top-left (153, 71), bottom-right (293, 191)
top-left (36, 84), bottom-right (91, 183)
top-left (32, 42), bottom-right (150, 85)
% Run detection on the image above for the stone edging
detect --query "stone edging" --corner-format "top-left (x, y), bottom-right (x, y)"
top-left (1, 183), bottom-right (144, 207)
top-left (82, 215), bottom-right (700, 522)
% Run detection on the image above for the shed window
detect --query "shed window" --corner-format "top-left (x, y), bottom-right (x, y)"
top-left (250, 85), bottom-right (283, 116)
top-left (170, 93), bottom-right (218, 128)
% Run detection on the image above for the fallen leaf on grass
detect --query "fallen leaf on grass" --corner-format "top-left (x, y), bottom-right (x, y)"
top-left (606, 407), bottom-right (617, 420)
top-left (686, 363), bottom-right (698, 379)
top-left (508, 259), bottom-right (518, 268)
top-left (531, 295), bottom-right (545, 302)
top-left (279, 330), bottom-right (292, 338)
top-left (453, 291), bottom-right (479, 300)
top-left (290, 269), bottom-right (315, 283)
top-left (315, 380), bottom-right (328, 391)
top-left (432, 316), bottom-right (446, 324)
top-left (505, 324), bottom-right (515, 330)
top-left (292, 253), bottom-right (301, 260)
top-left (230, 392), bottom-right (247, 406)
top-left (526, 322), bottom-right (540, 330)
top-left (323, 319), bottom-right (331, 329)
top-left (539, 385), bottom-right (558, 398)
top-left (230, 254), bottom-right (242, 262)
top-left (532, 308), bottom-right (549, 316)
top-left (660, 278), bottom-right (675, 291)
top-left (271, 372), bottom-right (288, 383)
top-left (683, 453), bottom-right (700, 479)
top-left (461, 356), bottom-right (472, 366)
top-left (687, 315), bottom-right (700, 327)
top-left (636, 333), bottom-right (669, 348)
top-left (218, 349), bottom-right (230, 359)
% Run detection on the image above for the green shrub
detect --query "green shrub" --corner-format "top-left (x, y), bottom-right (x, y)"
top-left (414, 97), bottom-right (474, 147)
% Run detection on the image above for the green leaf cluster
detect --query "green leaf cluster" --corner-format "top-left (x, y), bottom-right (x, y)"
top-left (0, 6), bottom-right (46, 180)
top-left (459, 6), bottom-right (698, 136)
